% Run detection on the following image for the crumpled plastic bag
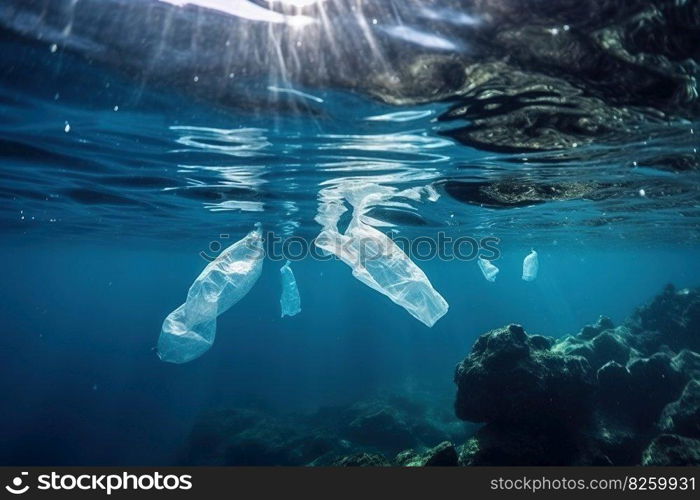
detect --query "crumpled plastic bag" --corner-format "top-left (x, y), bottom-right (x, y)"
top-left (157, 225), bottom-right (264, 363)
top-left (315, 182), bottom-right (448, 327)
top-left (280, 260), bottom-right (301, 318)
top-left (478, 257), bottom-right (499, 282)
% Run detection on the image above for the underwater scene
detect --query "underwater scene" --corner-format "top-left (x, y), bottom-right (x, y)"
top-left (1, 0), bottom-right (699, 467)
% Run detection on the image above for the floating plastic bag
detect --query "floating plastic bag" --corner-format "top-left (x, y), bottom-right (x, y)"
top-left (157, 225), bottom-right (264, 363)
top-left (478, 257), bottom-right (499, 282)
top-left (315, 182), bottom-right (448, 327)
top-left (280, 260), bottom-right (301, 318)
top-left (522, 249), bottom-right (539, 282)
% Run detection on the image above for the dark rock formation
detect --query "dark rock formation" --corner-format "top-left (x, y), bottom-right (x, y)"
top-left (180, 392), bottom-right (471, 466)
top-left (454, 285), bottom-right (700, 465)
top-left (454, 324), bottom-right (593, 427)
top-left (642, 435), bottom-right (700, 466)
top-left (626, 284), bottom-right (700, 354)
top-left (442, 180), bottom-right (600, 209)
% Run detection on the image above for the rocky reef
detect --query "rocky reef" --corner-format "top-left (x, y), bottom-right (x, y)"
top-left (180, 392), bottom-right (472, 466)
top-left (181, 284), bottom-right (699, 466)
top-left (454, 284), bottom-right (700, 465)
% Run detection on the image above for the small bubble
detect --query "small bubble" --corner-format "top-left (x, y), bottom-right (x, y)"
top-left (49, 43), bottom-right (57, 53)
top-left (64, 122), bottom-right (71, 133)
top-left (228, 73), bottom-right (235, 78)
top-left (113, 105), bottom-right (119, 111)
top-left (193, 75), bottom-right (199, 82)
top-left (639, 189), bottom-right (646, 197)
top-left (372, 18), bottom-right (378, 25)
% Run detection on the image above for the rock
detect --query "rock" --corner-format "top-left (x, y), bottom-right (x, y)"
top-left (394, 441), bottom-right (458, 467)
top-left (672, 350), bottom-right (700, 381)
top-left (579, 316), bottom-right (615, 340)
top-left (627, 285), bottom-right (700, 354)
top-left (556, 329), bottom-right (632, 371)
top-left (332, 453), bottom-right (391, 467)
top-left (347, 408), bottom-right (416, 454)
top-left (454, 285), bottom-right (700, 466)
top-left (443, 180), bottom-right (599, 209)
top-left (596, 353), bottom-right (686, 429)
top-left (596, 361), bottom-right (632, 413)
top-left (626, 354), bottom-right (687, 427)
top-left (583, 418), bottom-right (641, 466)
top-left (394, 450), bottom-right (422, 466)
top-left (459, 424), bottom-right (576, 466)
top-left (660, 380), bottom-right (700, 439)
top-left (423, 441), bottom-right (458, 466)
top-left (454, 324), bottom-right (594, 427)
top-left (642, 435), bottom-right (700, 466)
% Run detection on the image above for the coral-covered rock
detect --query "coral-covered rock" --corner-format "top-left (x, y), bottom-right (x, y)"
top-left (454, 324), bottom-right (593, 427)
top-left (642, 434), bottom-right (700, 466)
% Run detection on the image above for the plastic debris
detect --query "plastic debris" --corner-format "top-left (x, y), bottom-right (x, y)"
top-left (478, 257), bottom-right (499, 282)
top-left (157, 225), bottom-right (264, 363)
top-left (280, 260), bottom-right (301, 318)
top-left (522, 249), bottom-right (539, 282)
top-left (315, 182), bottom-right (448, 327)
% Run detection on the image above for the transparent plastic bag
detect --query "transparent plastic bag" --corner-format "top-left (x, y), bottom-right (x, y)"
top-left (158, 225), bottom-right (264, 363)
top-left (280, 260), bottom-right (301, 318)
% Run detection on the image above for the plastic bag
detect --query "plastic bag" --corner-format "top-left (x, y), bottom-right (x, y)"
top-left (157, 225), bottom-right (264, 363)
top-left (522, 249), bottom-right (539, 282)
top-left (280, 260), bottom-right (301, 318)
top-left (315, 183), bottom-right (448, 327)
top-left (478, 257), bottom-right (499, 282)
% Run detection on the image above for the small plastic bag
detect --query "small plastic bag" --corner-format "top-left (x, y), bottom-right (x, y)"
top-left (280, 260), bottom-right (301, 318)
top-left (522, 249), bottom-right (539, 282)
top-left (478, 257), bottom-right (499, 282)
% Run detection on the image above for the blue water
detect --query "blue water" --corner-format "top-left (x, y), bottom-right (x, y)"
top-left (1, 13), bottom-right (700, 466)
